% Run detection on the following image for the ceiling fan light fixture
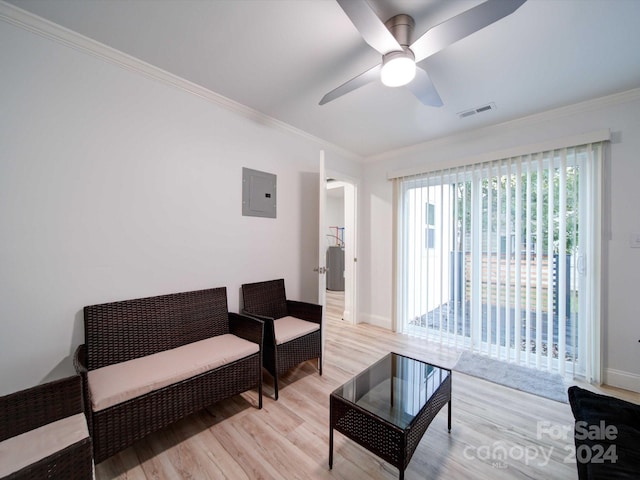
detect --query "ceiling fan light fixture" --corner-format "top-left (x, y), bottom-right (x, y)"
top-left (381, 50), bottom-right (416, 87)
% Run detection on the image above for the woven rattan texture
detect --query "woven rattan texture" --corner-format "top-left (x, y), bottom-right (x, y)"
top-left (330, 365), bottom-right (452, 475)
top-left (241, 279), bottom-right (289, 320)
top-left (90, 355), bottom-right (260, 463)
top-left (241, 279), bottom-right (323, 398)
top-left (286, 300), bottom-right (322, 324)
top-left (78, 286), bottom-right (263, 463)
top-left (0, 375), bottom-right (92, 480)
top-left (84, 287), bottom-right (231, 370)
top-left (229, 312), bottom-right (264, 345)
top-left (3, 438), bottom-right (93, 480)
top-left (331, 399), bottom-right (403, 467)
top-left (0, 375), bottom-right (84, 441)
top-left (404, 373), bottom-right (451, 468)
top-left (275, 330), bottom-right (322, 375)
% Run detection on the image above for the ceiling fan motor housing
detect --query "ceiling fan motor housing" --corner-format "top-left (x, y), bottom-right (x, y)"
top-left (381, 14), bottom-right (417, 87)
top-left (384, 14), bottom-right (415, 48)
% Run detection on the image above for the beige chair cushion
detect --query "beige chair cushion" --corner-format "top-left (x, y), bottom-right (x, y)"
top-left (88, 334), bottom-right (259, 412)
top-left (0, 413), bottom-right (89, 477)
top-left (274, 316), bottom-right (320, 345)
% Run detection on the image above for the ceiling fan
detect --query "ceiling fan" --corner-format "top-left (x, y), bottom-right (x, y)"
top-left (320, 0), bottom-right (527, 106)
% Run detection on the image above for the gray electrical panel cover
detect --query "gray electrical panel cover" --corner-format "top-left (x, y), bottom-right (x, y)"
top-left (242, 167), bottom-right (277, 218)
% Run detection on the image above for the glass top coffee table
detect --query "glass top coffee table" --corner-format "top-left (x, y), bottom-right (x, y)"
top-left (329, 352), bottom-right (452, 479)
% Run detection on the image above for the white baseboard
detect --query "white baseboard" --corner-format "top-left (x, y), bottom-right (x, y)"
top-left (358, 313), bottom-right (392, 330)
top-left (604, 368), bottom-right (640, 393)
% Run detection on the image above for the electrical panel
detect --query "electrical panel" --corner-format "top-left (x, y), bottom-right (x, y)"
top-left (242, 167), bottom-right (276, 218)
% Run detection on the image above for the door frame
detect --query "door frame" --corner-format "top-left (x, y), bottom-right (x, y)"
top-left (325, 168), bottom-right (358, 325)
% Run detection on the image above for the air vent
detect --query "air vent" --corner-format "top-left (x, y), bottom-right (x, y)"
top-left (457, 102), bottom-right (496, 119)
top-left (459, 110), bottom-right (477, 118)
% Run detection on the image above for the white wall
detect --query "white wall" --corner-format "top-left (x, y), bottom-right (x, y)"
top-left (0, 19), bottom-right (360, 394)
top-left (359, 89), bottom-right (640, 392)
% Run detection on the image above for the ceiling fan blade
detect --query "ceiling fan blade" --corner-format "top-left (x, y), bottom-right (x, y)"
top-left (337, 0), bottom-right (402, 54)
top-left (410, 0), bottom-right (527, 63)
top-left (319, 63), bottom-right (381, 105)
top-left (406, 67), bottom-right (443, 107)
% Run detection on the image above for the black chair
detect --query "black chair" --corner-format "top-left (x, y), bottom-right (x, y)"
top-left (0, 375), bottom-right (92, 479)
top-left (241, 279), bottom-right (322, 399)
top-left (567, 386), bottom-right (640, 479)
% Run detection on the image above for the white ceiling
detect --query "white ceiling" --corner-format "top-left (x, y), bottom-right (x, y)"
top-left (7, 0), bottom-right (640, 159)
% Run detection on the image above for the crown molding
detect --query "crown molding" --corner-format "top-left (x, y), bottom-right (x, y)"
top-left (370, 87), bottom-right (640, 163)
top-left (0, 1), bottom-right (362, 162)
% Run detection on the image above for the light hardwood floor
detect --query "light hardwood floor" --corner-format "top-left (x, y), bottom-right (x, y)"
top-left (95, 291), bottom-right (638, 479)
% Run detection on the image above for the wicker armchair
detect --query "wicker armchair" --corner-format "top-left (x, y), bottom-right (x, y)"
top-left (241, 279), bottom-right (322, 399)
top-left (568, 386), bottom-right (640, 479)
top-left (0, 375), bottom-right (92, 480)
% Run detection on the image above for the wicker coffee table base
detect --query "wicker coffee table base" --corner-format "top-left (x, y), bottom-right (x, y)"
top-left (329, 372), bottom-right (451, 479)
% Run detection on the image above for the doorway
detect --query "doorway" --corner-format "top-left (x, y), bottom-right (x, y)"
top-left (325, 176), bottom-right (357, 324)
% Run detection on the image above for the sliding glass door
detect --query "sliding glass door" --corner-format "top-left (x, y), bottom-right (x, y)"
top-left (396, 143), bottom-right (602, 379)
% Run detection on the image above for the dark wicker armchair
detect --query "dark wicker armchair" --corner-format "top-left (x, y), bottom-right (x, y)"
top-left (568, 386), bottom-right (640, 479)
top-left (241, 279), bottom-right (322, 399)
top-left (0, 375), bottom-right (92, 480)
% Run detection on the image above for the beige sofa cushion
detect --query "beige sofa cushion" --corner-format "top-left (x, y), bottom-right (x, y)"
top-left (0, 413), bottom-right (89, 477)
top-left (274, 316), bottom-right (320, 345)
top-left (88, 334), bottom-right (259, 412)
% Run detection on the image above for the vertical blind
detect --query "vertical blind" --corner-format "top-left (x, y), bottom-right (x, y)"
top-left (394, 143), bottom-right (603, 380)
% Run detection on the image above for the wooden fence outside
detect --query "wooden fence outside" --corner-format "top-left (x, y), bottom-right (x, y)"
top-left (452, 252), bottom-right (571, 315)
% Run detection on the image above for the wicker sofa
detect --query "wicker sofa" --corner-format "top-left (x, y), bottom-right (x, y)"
top-left (74, 286), bottom-right (263, 463)
top-left (0, 375), bottom-right (92, 480)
